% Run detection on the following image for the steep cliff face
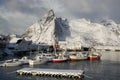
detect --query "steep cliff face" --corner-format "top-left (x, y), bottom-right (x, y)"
top-left (22, 10), bottom-right (56, 45)
top-left (55, 18), bottom-right (70, 41)
top-left (22, 10), bottom-right (120, 47)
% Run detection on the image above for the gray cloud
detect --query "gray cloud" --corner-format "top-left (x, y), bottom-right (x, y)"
top-left (0, 17), bottom-right (10, 34)
top-left (0, 0), bottom-right (120, 34)
top-left (60, 0), bottom-right (120, 22)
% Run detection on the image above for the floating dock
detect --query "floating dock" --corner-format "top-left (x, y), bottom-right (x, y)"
top-left (16, 68), bottom-right (84, 79)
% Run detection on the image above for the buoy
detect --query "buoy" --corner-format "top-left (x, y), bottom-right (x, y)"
top-left (19, 72), bottom-right (23, 75)
top-left (32, 72), bottom-right (37, 76)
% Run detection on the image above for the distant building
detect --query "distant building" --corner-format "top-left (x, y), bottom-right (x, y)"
top-left (57, 41), bottom-right (81, 50)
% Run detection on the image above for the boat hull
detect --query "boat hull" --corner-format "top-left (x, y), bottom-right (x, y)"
top-left (69, 56), bottom-right (88, 61)
top-left (88, 56), bottom-right (100, 60)
top-left (52, 59), bottom-right (67, 63)
top-left (29, 60), bottom-right (47, 65)
top-left (2, 62), bottom-right (22, 67)
top-left (70, 58), bottom-right (87, 61)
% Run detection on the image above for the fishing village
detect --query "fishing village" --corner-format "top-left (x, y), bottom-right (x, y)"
top-left (0, 4), bottom-right (120, 80)
top-left (0, 29), bottom-right (120, 80)
top-left (0, 23), bottom-right (104, 80)
top-left (0, 33), bottom-right (102, 80)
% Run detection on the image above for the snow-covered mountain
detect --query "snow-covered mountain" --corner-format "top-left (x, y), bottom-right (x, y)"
top-left (69, 19), bottom-right (120, 46)
top-left (22, 10), bottom-right (120, 48)
top-left (22, 10), bottom-right (56, 45)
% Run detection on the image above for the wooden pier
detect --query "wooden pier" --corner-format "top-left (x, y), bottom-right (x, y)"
top-left (16, 68), bottom-right (84, 79)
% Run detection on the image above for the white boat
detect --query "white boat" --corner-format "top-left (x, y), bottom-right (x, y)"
top-left (52, 57), bottom-right (68, 63)
top-left (52, 53), bottom-right (68, 63)
top-left (0, 56), bottom-right (29, 67)
top-left (40, 53), bottom-right (55, 62)
top-left (52, 49), bottom-right (69, 63)
top-left (69, 52), bottom-right (88, 61)
top-left (19, 56), bottom-right (29, 64)
top-left (29, 56), bottom-right (48, 66)
top-left (1, 59), bottom-right (22, 67)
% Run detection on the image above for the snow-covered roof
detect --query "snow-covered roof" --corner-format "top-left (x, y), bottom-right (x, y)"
top-left (9, 37), bottom-right (21, 43)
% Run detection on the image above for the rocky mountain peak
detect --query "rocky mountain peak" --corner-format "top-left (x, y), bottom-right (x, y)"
top-left (40, 9), bottom-right (55, 26)
top-left (22, 10), bottom-right (56, 44)
top-left (101, 19), bottom-right (117, 27)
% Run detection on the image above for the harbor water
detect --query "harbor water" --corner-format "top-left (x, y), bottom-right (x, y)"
top-left (0, 51), bottom-right (120, 80)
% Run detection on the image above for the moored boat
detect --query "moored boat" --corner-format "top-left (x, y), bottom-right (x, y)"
top-left (52, 58), bottom-right (67, 63)
top-left (19, 56), bottom-right (29, 64)
top-left (52, 54), bottom-right (68, 63)
top-left (0, 56), bottom-right (30, 67)
top-left (88, 54), bottom-right (100, 60)
top-left (1, 59), bottom-right (22, 67)
top-left (69, 52), bottom-right (88, 61)
top-left (29, 56), bottom-right (48, 66)
top-left (88, 52), bottom-right (101, 60)
top-left (40, 53), bottom-right (55, 62)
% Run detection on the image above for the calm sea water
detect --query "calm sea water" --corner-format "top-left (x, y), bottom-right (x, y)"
top-left (0, 52), bottom-right (120, 80)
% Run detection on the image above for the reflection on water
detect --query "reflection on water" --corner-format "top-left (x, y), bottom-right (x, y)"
top-left (101, 51), bottom-right (120, 61)
top-left (0, 52), bottom-right (120, 80)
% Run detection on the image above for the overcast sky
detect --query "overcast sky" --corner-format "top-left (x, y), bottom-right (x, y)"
top-left (0, 0), bottom-right (120, 35)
